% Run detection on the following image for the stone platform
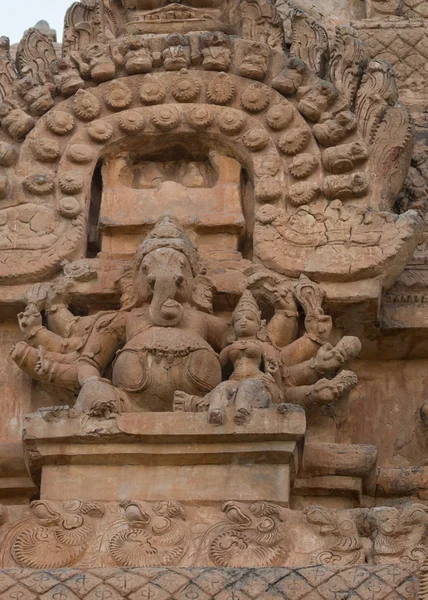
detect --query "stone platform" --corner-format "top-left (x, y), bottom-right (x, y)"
top-left (0, 565), bottom-right (419, 600)
top-left (23, 407), bottom-right (306, 504)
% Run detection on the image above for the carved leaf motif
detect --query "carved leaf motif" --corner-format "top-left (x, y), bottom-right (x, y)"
top-left (330, 26), bottom-right (369, 107)
top-left (369, 104), bottom-right (413, 211)
top-left (0, 37), bottom-right (18, 104)
top-left (355, 60), bottom-right (399, 145)
top-left (289, 10), bottom-right (328, 77)
top-left (11, 527), bottom-right (87, 568)
top-left (16, 28), bottom-right (57, 85)
top-left (63, 1), bottom-right (103, 56)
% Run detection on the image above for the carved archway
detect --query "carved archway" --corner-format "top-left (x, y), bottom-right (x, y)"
top-left (0, 21), bottom-right (422, 286)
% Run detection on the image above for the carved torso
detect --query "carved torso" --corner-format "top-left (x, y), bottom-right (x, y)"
top-left (112, 306), bottom-right (222, 411)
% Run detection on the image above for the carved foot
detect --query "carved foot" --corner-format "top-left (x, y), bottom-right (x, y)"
top-left (74, 378), bottom-right (119, 419)
top-left (234, 407), bottom-right (251, 426)
top-left (208, 409), bottom-right (226, 425)
top-left (173, 390), bottom-right (197, 412)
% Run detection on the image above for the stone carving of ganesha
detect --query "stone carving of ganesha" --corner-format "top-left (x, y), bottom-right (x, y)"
top-left (11, 217), bottom-right (361, 422)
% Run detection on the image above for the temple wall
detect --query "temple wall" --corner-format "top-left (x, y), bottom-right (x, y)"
top-left (1, 0), bottom-right (428, 594)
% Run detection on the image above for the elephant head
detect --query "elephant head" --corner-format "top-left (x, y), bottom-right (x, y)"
top-left (134, 217), bottom-right (200, 326)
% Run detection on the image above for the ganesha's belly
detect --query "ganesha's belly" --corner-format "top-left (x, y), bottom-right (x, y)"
top-left (112, 327), bottom-right (221, 411)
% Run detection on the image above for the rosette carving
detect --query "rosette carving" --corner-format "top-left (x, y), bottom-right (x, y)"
top-left (87, 119), bottom-right (114, 143)
top-left (172, 71), bottom-right (201, 102)
top-left (151, 106), bottom-right (180, 131)
top-left (0, 143), bottom-right (17, 167)
top-left (287, 181), bottom-right (320, 206)
top-left (290, 154), bottom-right (319, 178)
top-left (59, 196), bottom-right (82, 219)
top-left (139, 78), bottom-right (166, 105)
top-left (73, 90), bottom-right (101, 121)
top-left (265, 104), bottom-right (294, 131)
top-left (241, 83), bottom-right (270, 113)
top-left (206, 73), bottom-right (235, 105)
top-left (242, 128), bottom-right (269, 151)
top-left (58, 171), bottom-right (84, 194)
top-left (104, 81), bottom-right (133, 110)
top-left (67, 144), bottom-right (96, 164)
top-left (187, 106), bottom-right (214, 130)
top-left (119, 110), bottom-right (146, 133)
top-left (218, 109), bottom-right (246, 135)
top-left (46, 111), bottom-right (75, 136)
top-left (30, 138), bottom-right (60, 162)
top-left (278, 128), bottom-right (310, 155)
top-left (23, 174), bottom-right (55, 195)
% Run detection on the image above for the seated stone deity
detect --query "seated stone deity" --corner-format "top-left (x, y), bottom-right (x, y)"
top-left (11, 216), bottom-right (361, 423)
top-left (174, 286), bottom-right (361, 425)
top-left (174, 290), bottom-right (282, 425)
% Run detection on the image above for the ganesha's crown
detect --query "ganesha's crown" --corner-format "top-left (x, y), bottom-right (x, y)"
top-left (135, 216), bottom-right (200, 276)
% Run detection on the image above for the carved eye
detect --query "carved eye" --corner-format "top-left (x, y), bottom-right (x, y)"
top-left (175, 274), bottom-right (184, 286)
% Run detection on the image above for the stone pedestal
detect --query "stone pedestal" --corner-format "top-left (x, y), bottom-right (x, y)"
top-left (23, 406), bottom-right (306, 505)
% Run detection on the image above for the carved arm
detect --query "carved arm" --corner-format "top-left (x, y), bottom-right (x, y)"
top-left (77, 312), bottom-right (126, 385)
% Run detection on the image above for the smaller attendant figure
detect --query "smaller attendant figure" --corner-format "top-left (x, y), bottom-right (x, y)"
top-left (123, 34), bottom-right (153, 74)
top-left (162, 34), bottom-right (190, 70)
top-left (238, 41), bottom-right (269, 81)
top-left (175, 291), bottom-right (281, 425)
top-left (200, 32), bottom-right (231, 72)
top-left (175, 277), bottom-right (362, 425)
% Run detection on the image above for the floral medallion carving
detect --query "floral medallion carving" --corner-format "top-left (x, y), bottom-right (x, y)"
top-left (242, 127), bottom-right (270, 151)
top-left (217, 109), bottom-right (246, 134)
top-left (265, 104), bottom-right (294, 131)
top-left (151, 106), bottom-right (181, 131)
top-left (0, 142), bottom-right (17, 167)
top-left (58, 171), bottom-right (84, 194)
top-left (139, 78), bottom-right (166, 105)
top-left (241, 83), bottom-right (270, 113)
top-left (30, 138), bottom-right (60, 162)
top-left (187, 106), bottom-right (214, 129)
top-left (104, 81), bottom-right (133, 111)
top-left (289, 154), bottom-right (319, 178)
top-left (46, 111), bottom-right (75, 135)
top-left (119, 110), bottom-right (146, 133)
top-left (278, 128), bottom-right (311, 155)
top-left (87, 119), bottom-right (114, 143)
top-left (67, 144), bottom-right (96, 164)
top-left (172, 71), bottom-right (201, 102)
top-left (23, 174), bottom-right (55, 195)
top-left (73, 90), bottom-right (101, 122)
top-left (206, 72), bottom-right (236, 105)
top-left (59, 196), bottom-right (82, 219)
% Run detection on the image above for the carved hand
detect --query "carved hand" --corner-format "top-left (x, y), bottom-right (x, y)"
top-left (17, 306), bottom-right (43, 338)
top-left (313, 342), bottom-right (346, 373)
top-left (304, 312), bottom-right (332, 344)
top-left (273, 284), bottom-right (297, 313)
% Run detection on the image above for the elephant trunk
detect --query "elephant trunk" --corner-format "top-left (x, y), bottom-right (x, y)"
top-left (149, 274), bottom-right (184, 327)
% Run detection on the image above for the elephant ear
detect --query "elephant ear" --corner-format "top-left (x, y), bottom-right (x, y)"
top-left (119, 263), bottom-right (138, 310)
top-left (192, 274), bottom-right (215, 314)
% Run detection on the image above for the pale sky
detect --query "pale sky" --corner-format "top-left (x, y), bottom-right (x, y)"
top-left (0, 0), bottom-right (72, 44)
